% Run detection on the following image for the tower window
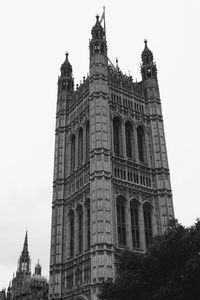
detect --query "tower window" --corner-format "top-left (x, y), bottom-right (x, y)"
top-left (86, 122), bottom-right (90, 160)
top-left (100, 44), bottom-right (104, 54)
top-left (62, 80), bottom-right (66, 91)
top-left (143, 203), bottom-right (153, 248)
top-left (71, 135), bottom-right (75, 172)
top-left (125, 122), bottom-right (133, 158)
top-left (67, 80), bottom-right (70, 92)
top-left (130, 200), bottom-right (140, 248)
top-left (78, 128), bottom-right (83, 166)
top-left (69, 210), bottom-right (75, 257)
top-left (113, 117), bottom-right (123, 156)
top-left (137, 126), bottom-right (145, 162)
top-left (77, 205), bottom-right (83, 254)
top-left (117, 197), bottom-right (126, 246)
top-left (85, 199), bottom-right (90, 250)
top-left (94, 43), bottom-right (100, 53)
top-left (147, 68), bottom-right (151, 77)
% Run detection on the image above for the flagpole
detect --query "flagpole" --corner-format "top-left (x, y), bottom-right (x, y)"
top-left (103, 6), bottom-right (106, 38)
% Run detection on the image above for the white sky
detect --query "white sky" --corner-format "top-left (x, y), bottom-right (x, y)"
top-left (0, 0), bottom-right (200, 289)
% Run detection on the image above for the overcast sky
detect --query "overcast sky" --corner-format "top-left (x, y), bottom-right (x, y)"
top-left (0, 0), bottom-right (200, 289)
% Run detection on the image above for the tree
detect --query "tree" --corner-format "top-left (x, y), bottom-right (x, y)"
top-left (101, 219), bottom-right (200, 300)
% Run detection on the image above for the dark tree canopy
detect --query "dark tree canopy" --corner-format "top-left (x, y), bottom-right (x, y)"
top-left (101, 219), bottom-right (200, 300)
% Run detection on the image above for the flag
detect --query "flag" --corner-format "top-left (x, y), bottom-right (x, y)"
top-left (100, 7), bottom-right (105, 24)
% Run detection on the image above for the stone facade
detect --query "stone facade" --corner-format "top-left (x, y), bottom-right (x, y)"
top-left (49, 15), bottom-right (174, 300)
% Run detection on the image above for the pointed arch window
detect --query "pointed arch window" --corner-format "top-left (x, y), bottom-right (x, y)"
top-left (66, 80), bottom-right (71, 92)
top-left (117, 197), bottom-right (126, 246)
top-left (100, 43), bottom-right (105, 54)
top-left (78, 128), bottom-right (83, 166)
top-left (85, 199), bottom-right (90, 250)
top-left (86, 122), bottom-right (90, 160)
top-left (69, 210), bottom-right (75, 257)
top-left (94, 43), bottom-right (100, 53)
top-left (62, 80), bottom-right (66, 91)
top-left (77, 205), bottom-right (83, 254)
top-left (143, 203), bottom-right (153, 248)
top-left (137, 126), bottom-right (145, 162)
top-left (113, 117), bottom-right (123, 156)
top-left (130, 200), bottom-right (140, 248)
top-left (71, 135), bottom-right (75, 172)
top-left (125, 122), bottom-right (133, 158)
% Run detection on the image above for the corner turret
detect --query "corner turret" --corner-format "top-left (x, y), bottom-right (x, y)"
top-left (90, 15), bottom-right (107, 57)
top-left (58, 52), bottom-right (74, 93)
top-left (141, 40), bottom-right (157, 81)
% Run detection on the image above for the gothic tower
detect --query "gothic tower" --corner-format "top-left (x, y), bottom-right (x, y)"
top-left (11, 232), bottom-right (31, 298)
top-left (49, 14), bottom-right (174, 300)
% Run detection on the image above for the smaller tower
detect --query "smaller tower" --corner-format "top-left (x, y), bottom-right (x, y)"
top-left (141, 39), bottom-right (157, 81)
top-left (141, 40), bottom-right (174, 233)
top-left (58, 52), bottom-right (74, 93)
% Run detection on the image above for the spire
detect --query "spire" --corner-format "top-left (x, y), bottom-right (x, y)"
top-left (60, 52), bottom-right (72, 78)
top-left (141, 39), bottom-right (153, 63)
top-left (91, 14), bottom-right (105, 41)
top-left (17, 231), bottom-right (31, 274)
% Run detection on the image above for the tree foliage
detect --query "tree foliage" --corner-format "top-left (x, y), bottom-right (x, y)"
top-left (101, 219), bottom-right (200, 300)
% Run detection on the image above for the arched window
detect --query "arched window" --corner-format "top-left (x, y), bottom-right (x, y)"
top-left (67, 80), bottom-right (71, 92)
top-left (117, 197), bottom-right (126, 246)
top-left (143, 202), bottom-right (153, 248)
top-left (125, 122), bottom-right (133, 158)
top-left (130, 200), bottom-right (140, 248)
top-left (85, 199), bottom-right (90, 250)
top-left (78, 128), bottom-right (83, 166)
top-left (113, 117), bottom-right (123, 156)
top-left (95, 43), bottom-right (100, 53)
top-left (137, 126), bottom-right (145, 162)
top-left (71, 135), bottom-right (75, 172)
top-left (100, 44), bottom-right (104, 54)
top-left (86, 122), bottom-right (90, 160)
top-left (62, 80), bottom-right (66, 91)
top-left (77, 205), bottom-right (83, 254)
top-left (69, 210), bottom-right (75, 257)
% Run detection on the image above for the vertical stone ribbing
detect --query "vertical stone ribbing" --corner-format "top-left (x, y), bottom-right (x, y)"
top-left (89, 51), bottom-right (114, 299)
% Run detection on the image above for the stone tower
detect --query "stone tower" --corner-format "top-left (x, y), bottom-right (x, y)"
top-left (49, 14), bottom-right (174, 300)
